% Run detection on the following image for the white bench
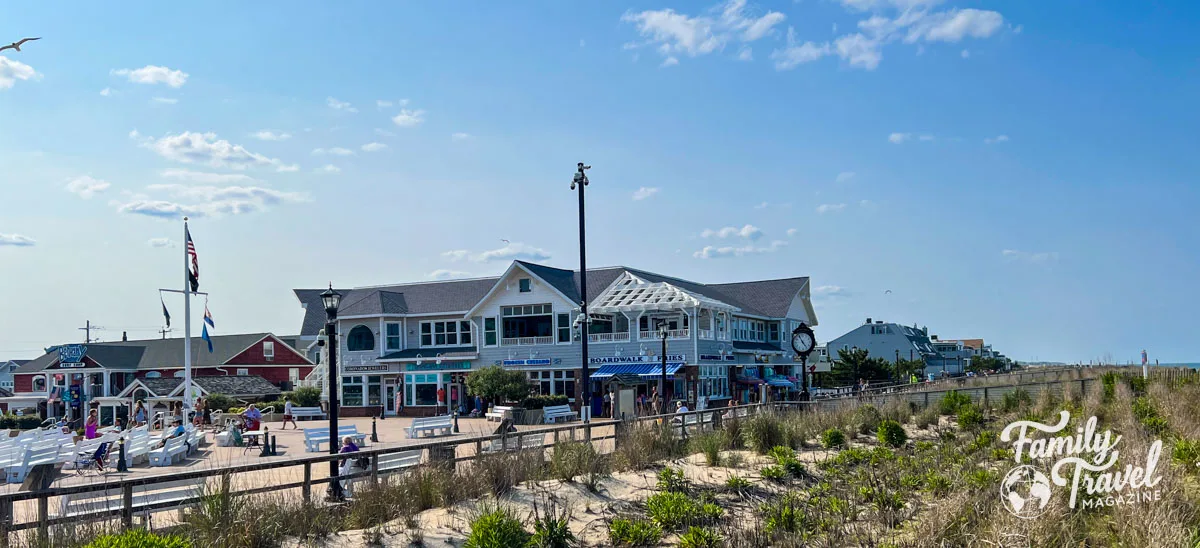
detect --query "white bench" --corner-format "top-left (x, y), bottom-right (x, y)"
top-left (56, 477), bottom-right (208, 521)
top-left (485, 432), bottom-right (545, 453)
top-left (303, 426), bottom-right (367, 452)
top-left (485, 406), bottom-right (515, 422)
top-left (406, 416), bottom-right (453, 439)
top-left (148, 436), bottom-right (188, 467)
top-left (289, 407), bottom-right (325, 420)
top-left (123, 430), bottom-right (152, 467)
top-left (377, 450), bottom-right (422, 474)
top-left (6, 444), bottom-right (62, 483)
top-left (542, 405), bottom-right (579, 424)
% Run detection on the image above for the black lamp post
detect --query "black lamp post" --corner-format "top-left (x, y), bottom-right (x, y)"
top-left (320, 284), bottom-right (343, 500)
top-left (571, 163), bottom-right (592, 422)
top-left (790, 322), bottom-right (816, 402)
top-left (658, 320), bottom-right (669, 414)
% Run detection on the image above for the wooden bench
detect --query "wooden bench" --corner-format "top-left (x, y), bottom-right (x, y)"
top-left (303, 425), bottom-right (367, 452)
top-left (289, 407), bottom-right (325, 420)
top-left (485, 432), bottom-right (545, 453)
top-left (406, 416), bottom-right (453, 439)
top-left (56, 477), bottom-right (209, 521)
top-left (485, 406), bottom-right (515, 422)
top-left (148, 436), bottom-right (188, 467)
top-left (542, 405), bottom-right (579, 424)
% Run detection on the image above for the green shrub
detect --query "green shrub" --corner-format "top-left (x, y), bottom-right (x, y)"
top-left (965, 469), bottom-right (999, 489)
top-left (761, 492), bottom-right (806, 534)
top-left (1172, 439), bottom-right (1200, 471)
top-left (608, 518), bottom-right (662, 547)
top-left (0, 415), bottom-right (16, 429)
top-left (523, 394), bottom-right (569, 410)
top-left (203, 393), bottom-right (238, 413)
top-left (852, 404), bottom-right (883, 435)
top-left (1128, 376), bottom-right (1148, 396)
top-left (925, 473), bottom-right (952, 496)
top-left (1141, 416), bottom-right (1170, 437)
top-left (15, 415), bottom-right (41, 430)
top-left (1101, 372), bottom-right (1118, 400)
top-left (743, 413), bottom-right (785, 454)
top-left (288, 386), bottom-right (323, 407)
top-left (1000, 389), bottom-right (1032, 412)
top-left (85, 529), bottom-right (191, 548)
top-left (528, 506), bottom-right (576, 548)
top-left (463, 505), bottom-right (530, 548)
top-left (968, 430), bottom-right (996, 453)
top-left (876, 420), bottom-right (907, 448)
top-left (690, 432), bottom-right (725, 466)
top-left (957, 404), bottom-right (985, 429)
top-left (991, 448), bottom-right (1014, 461)
top-left (645, 492), bottom-right (722, 530)
top-left (550, 440), bottom-right (609, 490)
top-left (677, 526), bottom-right (723, 548)
top-left (656, 467), bottom-right (688, 493)
top-left (760, 465), bottom-right (787, 482)
top-left (612, 423), bottom-right (684, 471)
top-left (1132, 397), bottom-right (1158, 421)
top-left (938, 391), bottom-right (972, 415)
top-left (724, 475), bottom-right (752, 490)
top-left (767, 446), bottom-right (794, 464)
top-left (820, 428), bottom-right (846, 449)
top-left (914, 407), bottom-right (939, 429)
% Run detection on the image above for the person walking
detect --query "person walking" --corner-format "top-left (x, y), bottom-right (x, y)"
top-left (282, 397), bottom-right (298, 429)
top-left (134, 401), bottom-right (147, 427)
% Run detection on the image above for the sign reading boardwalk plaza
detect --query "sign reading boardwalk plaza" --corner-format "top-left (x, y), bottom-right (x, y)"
top-left (998, 410), bottom-right (1163, 518)
top-left (588, 355), bottom-right (685, 365)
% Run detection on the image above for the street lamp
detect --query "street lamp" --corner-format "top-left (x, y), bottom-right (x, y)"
top-left (320, 284), bottom-right (343, 500)
top-left (570, 162), bottom-right (592, 422)
top-left (658, 319), bottom-right (669, 414)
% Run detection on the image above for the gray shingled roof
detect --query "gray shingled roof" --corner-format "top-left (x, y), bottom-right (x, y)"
top-left (133, 375), bottom-right (282, 397)
top-left (379, 346), bottom-right (477, 360)
top-left (14, 333), bottom-right (307, 374)
top-left (296, 262), bottom-right (813, 336)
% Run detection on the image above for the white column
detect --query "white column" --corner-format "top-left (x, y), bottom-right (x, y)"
top-left (102, 372), bottom-right (110, 398)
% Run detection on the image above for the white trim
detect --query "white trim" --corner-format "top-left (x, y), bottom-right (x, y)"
top-left (418, 319), bottom-right (474, 349)
top-left (464, 262), bottom-right (579, 318)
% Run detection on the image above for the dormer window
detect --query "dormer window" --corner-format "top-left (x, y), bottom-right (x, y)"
top-left (519, 278), bottom-right (532, 293)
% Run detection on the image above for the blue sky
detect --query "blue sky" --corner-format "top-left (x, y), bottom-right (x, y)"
top-left (2, 1), bottom-right (1198, 363)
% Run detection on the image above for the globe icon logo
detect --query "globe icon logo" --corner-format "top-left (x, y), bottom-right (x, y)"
top-left (1001, 465), bottom-right (1053, 518)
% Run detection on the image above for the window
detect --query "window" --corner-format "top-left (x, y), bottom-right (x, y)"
top-left (502, 304), bottom-right (553, 316)
top-left (32, 375), bottom-right (46, 391)
top-left (405, 374), bottom-right (440, 406)
top-left (386, 323), bottom-right (401, 350)
top-left (145, 372), bottom-right (162, 379)
top-left (173, 370), bottom-right (185, 378)
top-left (347, 325), bottom-right (375, 351)
top-left (367, 375), bottom-right (382, 406)
top-left (236, 368), bottom-right (249, 376)
top-left (519, 278), bottom-right (532, 292)
top-left (421, 320), bottom-right (471, 347)
top-left (768, 323), bottom-right (780, 342)
top-left (484, 317), bottom-right (497, 346)
top-left (289, 368), bottom-right (300, 382)
top-left (263, 341), bottom-right (275, 361)
top-left (557, 314), bottom-right (571, 343)
top-left (501, 304), bottom-right (554, 341)
top-left (343, 376), bottom-right (363, 406)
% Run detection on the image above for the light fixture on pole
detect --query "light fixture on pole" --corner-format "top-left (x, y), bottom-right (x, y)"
top-left (320, 284), bottom-right (343, 500)
top-left (570, 163), bottom-right (593, 423)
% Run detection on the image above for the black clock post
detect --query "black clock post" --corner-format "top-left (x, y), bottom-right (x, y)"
top-left (791, 322), bottom-right (816, 402)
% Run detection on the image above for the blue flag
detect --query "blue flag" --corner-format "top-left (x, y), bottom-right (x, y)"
top-left (202, 324), bottom-right (213, 353)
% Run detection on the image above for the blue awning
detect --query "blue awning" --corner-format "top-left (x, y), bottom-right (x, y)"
top-left (765, 376), bottom-right (795, 388)
top-left (591, 362), bottom-right (684, 379)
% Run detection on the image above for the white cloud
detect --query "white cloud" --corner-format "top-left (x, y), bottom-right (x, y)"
top-left (823, 3), bottom-right (1005, 70)
top-left (392, 109), bottom-right (426, 127)
top-left (326, 97), bottom-right (357, 112)
top-left (918, 134), bottom-right (935, 141)
top-left (836, 171), bottom-right (856, 183)
top-left (692, 239), bottom-right (786, 259)
top-left (961, 49), bottom-right (970, 58)
top-left (160, 169), bottom-right (257, 184)
top-left (661, 57), bottom-right (680, 67)
top-left (118, 182), bottom-right (307, 220)
top-left (375, 128), bottom-right (397, 137)
top-left (888, 132), bottom-right (911, 144)
top-left (770, 27), bottom-right (831, 70)
top-left (312, 147), bottom-right (355, 156)
top-left (737, 47), bottom-right (753, 61)
top-left (361, 142), bottom-right (388, 152)
top-left (151, 97), bottom-right (178, 104)
top-left (317, 164), bottom-right (341, 174)
top-left (754, 201), bottom-right (769, 209)
top-left (134, 131), bottom-right (297, 172)
top-left (250, 130), bottom-right (292, 141)
top-left (621, 0), bottom-right (786, 65)
top-left (632, 187), bottom-right (660, 200)
top-left (812, 285), bottom-right (849, 297)
top-left (443, 243), bottom-right (553, 263)
top-left (786, 228), bottom-right (798, 237)
top-left (111, 65), bottom-right (188, 88)
top-left (145, 184), bottom-right (308, 205)
top-left (0, 233), bottom-right (36, 246)
top-left (817, 203), bottom-right (846, 214)
top-left (0, 56), bottom-right (40, 89)
top-left (1001, 249), bottom-right (1059, 264)
top-left (860, 199), bottom-right (877, 209)
top-left (835, 33), bottom-right (883, 69)
top-left (700, 224), bottom-right (762, 240)
top-left (115, 200), bottom-right (203, 220)
top-left (99, 87), bottom-right (113, 97)
top-left (429, 269), bottom-right (471, 280)
top-left (376, 100), bottom-right (393, 108)
top-left (907, 9), bottom-right (1005, 43)
top-left (65, 176), bottom-right (111, 199)
top-left (984, 134), bottom-right (1010, 144)
top-left (451, 132), bottom-right (472, 141)
top-left (147, 238), bottom-right (174, 248)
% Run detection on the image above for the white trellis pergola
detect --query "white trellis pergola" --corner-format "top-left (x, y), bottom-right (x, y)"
top-left (590, 273), bottom-right (738, 315)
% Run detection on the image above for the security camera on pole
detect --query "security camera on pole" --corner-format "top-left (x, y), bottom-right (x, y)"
top-left (570, 163), bottom-right (593, 423)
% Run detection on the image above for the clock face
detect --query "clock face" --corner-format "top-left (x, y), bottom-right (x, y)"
top-left (792, 332), bottom-right (815, 354)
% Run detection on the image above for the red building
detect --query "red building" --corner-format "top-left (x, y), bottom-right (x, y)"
top-left (4, 333), bottom-right (312, 423)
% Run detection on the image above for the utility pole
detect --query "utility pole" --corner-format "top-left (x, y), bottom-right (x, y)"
top-left (158, 327), bottom-right (172, 339)
top-left (78, 320), bottom-right (106, 343)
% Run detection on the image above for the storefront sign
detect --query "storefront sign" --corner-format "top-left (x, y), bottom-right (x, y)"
top-left (60, 362), bottom-right (86, 368)
top-left (58, 344), bottom-right (86, 363)
top-left (501, 359), bottom-right (551, 367)
top-left (589, 354), bottom-right (685, 365)
top-left (344, 364), bottom-right (393, 373)
top-left (698, 354), bottom-right (737, 362)
top-left (407, 361), bottom-right (472, 372)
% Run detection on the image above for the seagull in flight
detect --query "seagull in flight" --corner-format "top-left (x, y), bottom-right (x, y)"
top-left (884, 289), bottom-right (893, 294)
top-left (500, 239), bottom-right (510, 244)
top-left (0, 37), bottom-right (41, 53)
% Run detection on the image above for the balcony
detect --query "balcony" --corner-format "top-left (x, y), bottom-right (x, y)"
top-left (697, 329), bottom-right (713, 339)
top-left (639, 328), bottom-right (690, 340)
top-left (588, 332), bottom-right (631, 343)
top-left (502, 336), bottom-right (555, 346)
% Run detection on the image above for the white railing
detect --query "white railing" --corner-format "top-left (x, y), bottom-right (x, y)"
top-left (588, 332), bottom-right (631, 343)
top-left (639, 329), bottom-right (691, 340)
top-left (502, 336), bottom-right (555, 346)
top-left (697, 329), bottom-right (713, 339)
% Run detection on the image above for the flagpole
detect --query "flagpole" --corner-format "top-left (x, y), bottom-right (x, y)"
top-left (183, 217), bottom-right (193, 423)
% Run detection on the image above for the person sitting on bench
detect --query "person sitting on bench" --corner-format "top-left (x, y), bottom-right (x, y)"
top-left (157, 419), bottom-right (189, 452)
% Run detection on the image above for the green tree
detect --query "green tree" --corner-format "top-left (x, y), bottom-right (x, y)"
top-left (831, 348), bottom-right (891, 383)
top-left (967, 356), bottom-right (1002, 374)
top-left (465, 365), bottom-right (532, 404)
top-left (892, 358), bottom-right (926, 382)
top-left (287, 386), bottom-right (323, 407)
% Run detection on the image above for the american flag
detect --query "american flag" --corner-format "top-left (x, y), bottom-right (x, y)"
top-left (1142, 350), bottom-right (1148, 366)
top-left (186, 225), bottom-right (199, 292)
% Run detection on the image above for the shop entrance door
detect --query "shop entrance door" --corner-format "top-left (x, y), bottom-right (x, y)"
top-left (384, 379), bottom-right (398, 416)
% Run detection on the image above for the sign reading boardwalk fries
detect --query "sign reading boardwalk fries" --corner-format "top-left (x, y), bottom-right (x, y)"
top-left (999, 410), bottom-right (1163, 517)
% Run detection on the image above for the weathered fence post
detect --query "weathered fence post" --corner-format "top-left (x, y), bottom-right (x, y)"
top-left (0, 498), bottom-right (13, 548)
top-left (37, 496), bottom-right (48, 542)
top-left (121, 484), bottom-right (134, 527)
top-left (370, 453), bottom-right (380, 485)
top-left (302, 463), bottom-right (312, 502)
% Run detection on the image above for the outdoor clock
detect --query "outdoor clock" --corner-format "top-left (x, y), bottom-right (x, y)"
top-left (791, 322), bottom-right (816, 357)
